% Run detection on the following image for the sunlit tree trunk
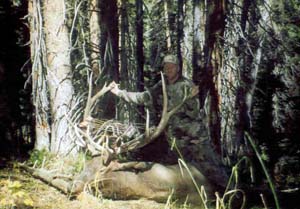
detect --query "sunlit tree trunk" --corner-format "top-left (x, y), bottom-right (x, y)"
top-left (164, 0), bottom-right (171, 51)
top-left (219, 1), bottom-right (240, 161)
top-left (192, 0), bottom-right (205, 97)
top-left (220, 0), bottom-right (271, 168)
top-left (43, 0), bottom-right (76, 155)
top-left (29, 0), bottom-right (51, 151)
top-left (182, 0), bottom-right (194, 77)
top-left (89, 0), bottom-right (101, 80)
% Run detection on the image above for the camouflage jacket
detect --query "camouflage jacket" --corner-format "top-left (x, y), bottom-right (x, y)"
top-left (116, 76), bottom-right (206, 141)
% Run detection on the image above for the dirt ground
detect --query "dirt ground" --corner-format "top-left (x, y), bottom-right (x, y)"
top-left (0, 165), bottom-right (196, 209)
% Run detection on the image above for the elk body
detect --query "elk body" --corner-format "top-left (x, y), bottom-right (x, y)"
top-left (71, 156), bottom-right (214, 204)
top-left (22, 156), bottom-right (214, 205)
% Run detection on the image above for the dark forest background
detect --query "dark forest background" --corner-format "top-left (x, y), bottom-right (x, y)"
top-left (0, 0), bottom-right (299, 207)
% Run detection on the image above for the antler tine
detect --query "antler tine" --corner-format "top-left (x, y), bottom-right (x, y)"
top-left (89, 82), bottom-right (111, 108)
top-left (150, 71), bottom-right (168, 139)
top-left (83, 79), bottom-right (112, 120)
top-left (145, 109), bottom-right (150, 138)
top-left (83, 73), bottom-right (94, 120)
top-left (74, 121), bottom-right (107, 155)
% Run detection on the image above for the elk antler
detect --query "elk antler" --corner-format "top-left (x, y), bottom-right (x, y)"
top-left (116, 72), bottom-right (196, 153)
top-left (83, 74), bottom-right (112, 120)
top-left (79, 72), bottom-right (197, 159)
top-left (78, 74), bottom-right (114, 162)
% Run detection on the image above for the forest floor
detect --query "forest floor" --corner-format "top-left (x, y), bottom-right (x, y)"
top-left (1, 155), bottom-right (297, 209)
top-left (0, 160), bottom-right (196, 209)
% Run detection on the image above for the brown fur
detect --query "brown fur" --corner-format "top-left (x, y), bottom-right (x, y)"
top-left (71, 156), bottom-right (214, 204)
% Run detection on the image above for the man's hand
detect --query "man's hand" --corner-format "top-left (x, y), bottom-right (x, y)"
top-left (109, 81), bottom-right (121, 95)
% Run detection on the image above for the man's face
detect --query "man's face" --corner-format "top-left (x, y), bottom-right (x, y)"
top-left (163, 62), bottom-right (178, 82)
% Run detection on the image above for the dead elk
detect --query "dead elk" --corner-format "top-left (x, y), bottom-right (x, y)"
top-left (21, 156), bottom-right (214, 204)
top-left (74, 157), bottom-right (215, 204)
top-left (22, 73), bottom-right (214, 204)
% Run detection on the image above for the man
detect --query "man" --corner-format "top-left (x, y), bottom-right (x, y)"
top-left (109, 54), bottom-right (229, 188)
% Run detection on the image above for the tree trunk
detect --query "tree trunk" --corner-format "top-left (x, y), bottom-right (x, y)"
top-left (136, 0), bottom-right (145, 123)
top-left (203, 0), bottom-right (226, 154)
top-left (164, 0), bottom-right (171, 51)
top-left (120, 0), bottom-right (129, 89)
top-left (148, 1), bottom-right (166, 70)
top-left (182, 0), bottom-right (194, 77)
top-left (177, 0), bottom-right (184, 74)
top-left (192, 0), bottom-right (205, 93)
top-left (233, 0), bottom-right (253, 157)
top-left (29, 0), bottom-right (51, 151)
top-left (233, 0), bottom-right (265, 163)
top-left (98, 0), bottom-right (119, 119)
top-left (89, 0), bottom-right (101, 80)
top-left (43, 0), bottom-right (76, 155)
top-left (220, 0), bottom-right (270, 167)
top-left (118, 0), bottom-right (130, 121)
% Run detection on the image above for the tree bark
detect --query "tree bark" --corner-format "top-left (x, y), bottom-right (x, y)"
top-left (136, 0), bottom-right (145, 122)
top-left (192, 0), bottom-right (205, 90)
top-left (43, 0), bottom-right (76, 155)
top-left (120, 0), bottom-right (129, 89)
top-left (176, 0), bottom-right (184, 74)
top-left (29, 0), bottom-right (51, 151)
top-left (164, 0), bottom-right (171, 51)
top-left (202, 0), bottom-right (226, 154)
top-left (89, 0), bottom-right (101, 80)
top-left (98, 0), bottom-right (119, 119)
top-left (118, 0), bottom-right (130, 121)
top-left (234, 0), bottom-right (265, 161)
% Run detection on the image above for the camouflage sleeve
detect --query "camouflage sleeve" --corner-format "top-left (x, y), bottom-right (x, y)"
top-left (184, 97), bottom-right (201, 119)
top-left (182, 81), bottom-right (201, 120)
top-left (116, 90), bottom-right (152, 107)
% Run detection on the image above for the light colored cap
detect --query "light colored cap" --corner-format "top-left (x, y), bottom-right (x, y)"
top-left (163, 54), bottom-right (178, 65)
